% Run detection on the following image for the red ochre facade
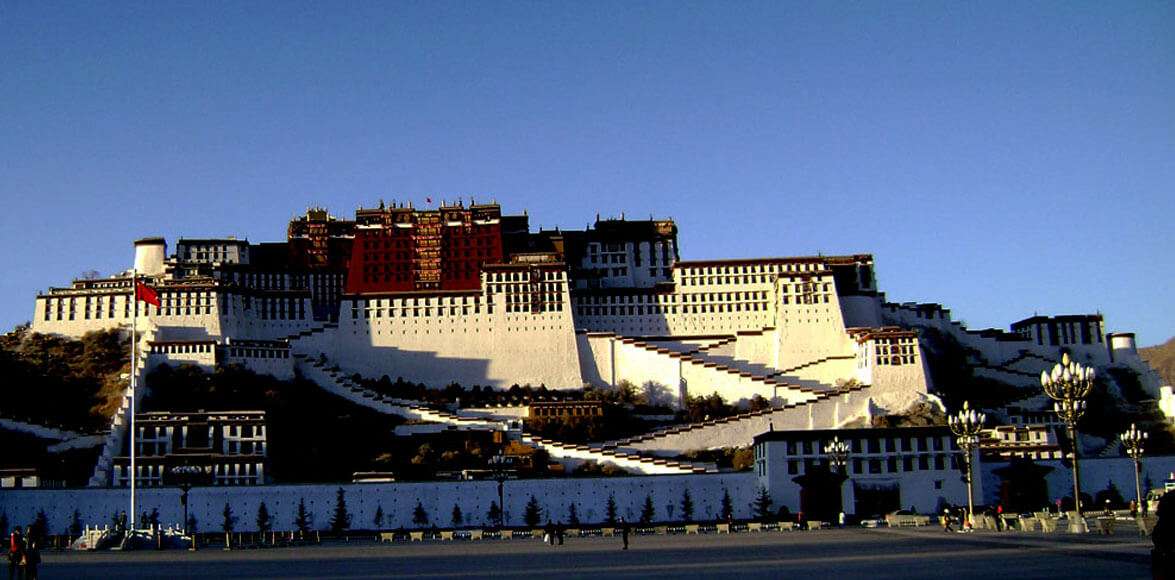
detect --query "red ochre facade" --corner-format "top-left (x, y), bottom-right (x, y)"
top-left (345, 204), bottom-right (504, 294)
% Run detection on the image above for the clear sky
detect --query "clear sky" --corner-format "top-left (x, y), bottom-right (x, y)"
top-left (1, 1), bottom-right (1172, 345)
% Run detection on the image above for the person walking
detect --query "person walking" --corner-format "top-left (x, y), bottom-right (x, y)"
top-left (7, 526), bottom-right (23, 580)
top-left (619, 517), bottom-right (630, 550)
top-left (1153, 493), bottom-right (1175, 579)
top-left (555, 522), bottom-right (565, 546)
top-left (21, 540), bottom-right (38, 580)
top-left (941, 509), bottom-right (954, 533)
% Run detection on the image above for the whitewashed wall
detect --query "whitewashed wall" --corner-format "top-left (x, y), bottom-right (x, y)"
top-left (978, 455), bottom-right (1175, 507)
top-left (0, 473), bottom-right (757, 533)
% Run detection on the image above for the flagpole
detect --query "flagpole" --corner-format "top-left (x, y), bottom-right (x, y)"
top-left (130, 268), bottom-right (137, 532)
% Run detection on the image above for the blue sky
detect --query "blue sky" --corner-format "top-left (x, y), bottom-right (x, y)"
top-left (2, 1), bottom-right (1172, 345)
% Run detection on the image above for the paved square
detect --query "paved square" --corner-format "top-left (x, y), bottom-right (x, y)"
top-left (40, 528), bottom-right (1152, 579)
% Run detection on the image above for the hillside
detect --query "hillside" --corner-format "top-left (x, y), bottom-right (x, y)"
top-left (1141, 337), bottom-right (1175, 386)
top-left (0, 325), bottom-right (129, 431)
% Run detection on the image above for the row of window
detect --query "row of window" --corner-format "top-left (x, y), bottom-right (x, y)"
top-left (575, 290), bottom-right (771, 305)
top-left (361, 233), bottom-right (496, 250)
top-left (576, 301), bottom-right (770, 317)
top-left (149, 343), bottom-right (214, 355)
top-left (786, 453), bottom-right (958, 476)
top-left (777, 435), bottom-right (952, 456)
top-left (178, 244), bottom-right (244, 264)
top-left (486, 282), bottom-right (563, 295)
top-left (680, 262), bottom-right (826, 277)
top-left (44, 294), bottom-right (127, 321)
top-left (1022, 321), bottom-right (1104, 347)
top-left (678, 272), bottom-right (833, 289)
top-left (228, 347), bottom-right (289, 359)
top-left (42, 290), bottom-right (310, 323)
top-left (487, 271), bottom-right (565, 283)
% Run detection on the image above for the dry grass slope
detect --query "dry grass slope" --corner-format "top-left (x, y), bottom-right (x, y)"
top-left (1141, 336), bottom-right (1175, 386)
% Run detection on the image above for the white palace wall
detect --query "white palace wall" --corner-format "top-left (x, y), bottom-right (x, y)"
top-left (0, 472), bottom-right (758, 533)
top-left (774, 273), bottom-right (856, 369)
top-left (328, 270), bottom-right (583, 389)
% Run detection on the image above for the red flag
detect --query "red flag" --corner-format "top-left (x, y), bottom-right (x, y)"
top-left (135, 280), bottom-right (160, 307)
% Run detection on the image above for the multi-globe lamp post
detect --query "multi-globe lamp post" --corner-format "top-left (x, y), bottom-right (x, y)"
top-left (1122, 423), bottom-right (1148, 516)
top-left (824, 436), bottom-right (851, 524)
top-left (1040, 352), bottom-right (1095, 533)
top-left (824, 436), bottom-right (851, 474)
top-left (488, 453), bottom-right (513, 528)
top-left (170, 464), bottom-right (204, 545)
top-left (948, 401), bottom-right (984, 530)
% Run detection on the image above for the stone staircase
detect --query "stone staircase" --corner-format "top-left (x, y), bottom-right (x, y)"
top-left (606, 380), bottom-right (872, 455)
top-left (283, 321), bottom-right (338, 343)
top-left (0, 416), bottom-right (86, 441)
top-left (519, 434), bottom-right (716, 475)
top-left (87, 329), bottom-right (154, 487)
top-left (770, 354), bottom-right (857, 377)
top-left (293, 354), bottom-right (504, 431)
top-left (293, 352), bottom-right (711, 475)
top-left (616, 336), bottom-right (833, 402)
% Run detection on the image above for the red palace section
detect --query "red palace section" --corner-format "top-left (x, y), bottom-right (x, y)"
top-left (345, 203), bottom-right (504, 293)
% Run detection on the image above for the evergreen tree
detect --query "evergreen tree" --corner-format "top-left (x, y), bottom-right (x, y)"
top-left (222, 502), bottom-right (237, 533)
top-left (680, 489), bottom-right (695, 523)
top-left (330, 488), bottom-right (351, 534)
top-left (256, 502), bottom-right (272, 536)
top-left (752, 486), bottom-right (773, 521)
top-left (451, 504), bottom-right (464, 527)
top-left (148, 508), bottom-right (160, 526)
top-left (1095, 480), bottom-right (1126, 508)
top-left (187, 515), bottom-right (199, 535)
top-left (294, 498), bottom-right (313, 537)
top-left (720, 488), bottom-right (734, 521)
top-left (487, 501), bottom-right (502, 527)
top-left (605, 494), bottom-right (618, 524)
top-left (524, 495), bottom-right (542, 527)
top-left (69, 510), bottom-right (83, 537)
top-left (639, 494), bottom-right (656, 525)
top-left (373, 505), bottom-right (385, 530)
top-left (30, 509), bottom-right (49, 543)
top-left (412, 501), bottom-right (429, 527)
top-left (567, 503), bottom-right (580, 526)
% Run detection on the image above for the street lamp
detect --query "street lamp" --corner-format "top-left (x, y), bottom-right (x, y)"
top-left (488, 454), bottom-right (514, 528)
top-left (823, 436), bottom-right (850, 474)
top-left (823, 436), bottom-right (851, 525)
top-left (948, 401), bottom-right (984, 530)
top-left (1122, 423), bottom-right (1148, 516)
top-left (170, 465), bottom-right (204, 538)
top-left (1040, 352), bottom-right (1095, 533)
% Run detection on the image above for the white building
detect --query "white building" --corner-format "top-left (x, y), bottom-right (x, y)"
top-left (753, 426), bottom-right (975, 519)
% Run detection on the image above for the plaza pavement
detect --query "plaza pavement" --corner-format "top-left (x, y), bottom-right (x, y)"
top-left (38, 527), bottom-right (1152, 579)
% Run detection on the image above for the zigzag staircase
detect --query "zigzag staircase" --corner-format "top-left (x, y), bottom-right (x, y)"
top-left (87, 328), bottom-right (154, 487)
top-left (291, 352), bottom-right (714, 475)
top-left (615, 336), bottom-right (838, 400)
top-left (606, 380), bottom-right (871, 452)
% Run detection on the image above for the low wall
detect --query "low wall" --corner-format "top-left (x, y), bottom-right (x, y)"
top-left (0, 472), bottom-right (757, 534)
top-left (979, 455), bottom-right (1175, 507)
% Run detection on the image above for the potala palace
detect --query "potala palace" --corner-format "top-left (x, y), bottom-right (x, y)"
top-left (14, 200), bottom-right (1171, 528)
